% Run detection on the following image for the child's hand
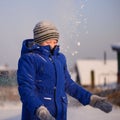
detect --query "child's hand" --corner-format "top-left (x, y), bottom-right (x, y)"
top-left (90, 95), bottom-right (112, 113)
top-left (36, 106), bottom-right (55, 120)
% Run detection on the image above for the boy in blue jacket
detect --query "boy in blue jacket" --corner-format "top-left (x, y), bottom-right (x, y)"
top-left (17, 21), bottom-right (112, 120)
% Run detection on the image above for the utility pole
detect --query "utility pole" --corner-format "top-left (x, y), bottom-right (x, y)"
top-left (112, 44), bottom-right (120, 84)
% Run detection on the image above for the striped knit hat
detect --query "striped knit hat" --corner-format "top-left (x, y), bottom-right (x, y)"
top-left (33, 21), bottom-right (59, 44)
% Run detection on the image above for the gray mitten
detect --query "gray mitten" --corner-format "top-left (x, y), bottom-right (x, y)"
top-left (36, 106), bottom-right (55, 120)
top-left (90, 95), bottom-right (112, 113)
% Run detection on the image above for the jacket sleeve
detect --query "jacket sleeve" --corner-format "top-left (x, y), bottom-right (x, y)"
top-left (63, 57), bottom-right (92, 105)
top-left (17, 54), bottom-right (43, 115)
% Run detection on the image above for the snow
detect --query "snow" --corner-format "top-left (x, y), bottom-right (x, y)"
top-left (0, 102), bottom-right (21, 120)
top-left (68, 106), bottom-right (120, 120)
top-left (0, 102), bottom-right (120, 120)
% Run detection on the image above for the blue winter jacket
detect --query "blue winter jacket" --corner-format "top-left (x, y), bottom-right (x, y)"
top-left (17, 39), bottom-right (92, 120)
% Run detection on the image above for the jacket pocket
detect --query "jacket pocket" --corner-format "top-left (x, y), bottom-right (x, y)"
top-left (62, 96), bottom-right (68, 104)
top-left (43, 97), bottom-right (56, 118)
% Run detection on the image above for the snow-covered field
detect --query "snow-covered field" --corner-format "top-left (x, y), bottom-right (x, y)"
top-left (0, 102), bottom-right (120, 120)
top-left (0, 102), bottom-right (21, 120)
top-left (68, 106), bottom-right (120, 120)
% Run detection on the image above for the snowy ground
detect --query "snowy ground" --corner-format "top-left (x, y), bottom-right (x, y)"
top-left (0, 102), bottom-right (120, 120)
top-left (68, 106), bottom-right (120, 120)
top-left (0, 102), bottom-right (21, 120)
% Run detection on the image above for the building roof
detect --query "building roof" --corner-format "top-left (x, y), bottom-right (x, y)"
top-left (112, 43), bottom-right (120, 52)
top-left (76, 59), bottom-right (117, 86)
top-left (0, 64), bottom-right (10, 71)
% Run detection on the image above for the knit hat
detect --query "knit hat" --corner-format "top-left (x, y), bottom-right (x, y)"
top-left (33, 21), bottom-right (59, 44)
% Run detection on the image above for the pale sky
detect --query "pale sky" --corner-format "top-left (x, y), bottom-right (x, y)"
top-left (0, 0), bottom-right (120, 69)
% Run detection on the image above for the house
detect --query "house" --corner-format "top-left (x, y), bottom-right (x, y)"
top-left (75, 59), bottom-right (117, 88)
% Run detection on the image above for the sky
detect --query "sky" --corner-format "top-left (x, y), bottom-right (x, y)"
top-left (0, 0), bottom-right (120, 69)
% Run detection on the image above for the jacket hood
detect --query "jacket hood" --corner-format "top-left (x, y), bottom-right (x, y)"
top-left (21, 39), bottom-right (60, 56)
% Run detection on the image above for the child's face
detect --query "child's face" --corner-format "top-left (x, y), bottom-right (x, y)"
top-left (40, 39), bottom-right (58, 49)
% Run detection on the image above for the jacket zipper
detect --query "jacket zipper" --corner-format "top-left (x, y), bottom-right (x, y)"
top-left (49, 55), bottom-right (58, 117)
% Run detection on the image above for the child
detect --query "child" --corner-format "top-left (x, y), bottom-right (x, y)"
top-left (17, 21), bottom-right (112, 120)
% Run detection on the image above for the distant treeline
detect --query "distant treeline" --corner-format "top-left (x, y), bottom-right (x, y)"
top-left (0, 74), bottom-right (17, 86)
